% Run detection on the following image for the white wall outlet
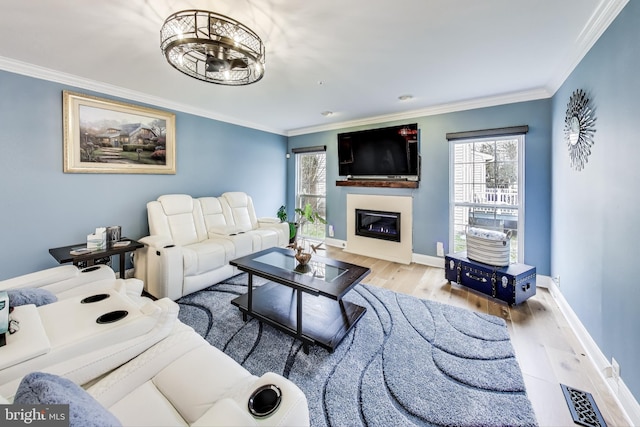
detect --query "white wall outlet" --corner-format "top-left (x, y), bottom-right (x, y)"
top-left (612, 357), bottom-right (620, 382)
top-left (436, 241), bottom-right (444, 257)
top-left (553, 275), bottom-right (560, 287)
top-left (328, 225), bottom-right (334, 237)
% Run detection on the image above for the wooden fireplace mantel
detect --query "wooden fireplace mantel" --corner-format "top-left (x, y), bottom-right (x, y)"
top-left (336, 180), bottom-right (419, 189)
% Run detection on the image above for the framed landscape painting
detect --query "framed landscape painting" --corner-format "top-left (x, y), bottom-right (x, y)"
top-left (63, 91), bottom-right (176, 174)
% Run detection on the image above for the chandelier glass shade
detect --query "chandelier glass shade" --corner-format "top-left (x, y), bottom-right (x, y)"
top-left (160, 9), bottom-right (265, 86)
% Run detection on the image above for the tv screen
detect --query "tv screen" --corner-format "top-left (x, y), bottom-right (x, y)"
top-left (337, 124), bottom-right (419, 178)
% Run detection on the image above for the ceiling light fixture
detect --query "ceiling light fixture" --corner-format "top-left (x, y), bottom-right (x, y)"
top-left (321, 111), bottom-right (334, 117)
top-left (398, 94), bottom-right (413, 101)
top-left (160, 9), bottom-right (265, 86)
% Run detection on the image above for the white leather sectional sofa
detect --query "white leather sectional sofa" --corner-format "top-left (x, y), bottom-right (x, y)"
top-left (0, 265), bottom-right (310, 426)
top-left (134, 192), bottom-right (289, 300)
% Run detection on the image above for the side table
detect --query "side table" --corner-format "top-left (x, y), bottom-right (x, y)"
top-left (49, 239), bottom-right (143, 279)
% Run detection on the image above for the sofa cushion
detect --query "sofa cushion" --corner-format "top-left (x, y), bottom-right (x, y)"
top-left (152, 344), bottom-right (255, 424)
top-left (182, 242), bottom-right (228, 276)
top-left (199, 197), bottom-right (229, 229)
top-left (15, 372), bottom-right (122, 427)
top-left (108, 380), bottom-right (187, 427)
top-left (158, 194), bottom-right (195, 216)
top-left (150, 195), bottom-right (208, 246)
top-left (246, 229), bottom-right (280, 252)
top-left (221, 192), bottom-right (256, 233)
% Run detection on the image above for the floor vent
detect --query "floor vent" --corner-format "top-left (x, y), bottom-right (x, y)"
top-left (560, 384), bottom-right (607, 427)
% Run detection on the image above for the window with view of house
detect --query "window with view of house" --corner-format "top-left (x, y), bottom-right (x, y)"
top-left (294, 147), bottom-right (327, 240)
top-left (449, 130), bottom-right (525, 263)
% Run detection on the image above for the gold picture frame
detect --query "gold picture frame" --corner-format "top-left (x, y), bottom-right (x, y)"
top-left (63, 91), bottom-right (176, 174)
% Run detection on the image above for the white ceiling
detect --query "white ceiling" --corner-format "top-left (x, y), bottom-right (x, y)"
top-left (0, 0), bottom-right (627, 135)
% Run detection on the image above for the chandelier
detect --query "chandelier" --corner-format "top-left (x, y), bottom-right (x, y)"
top-left (160, 9), bottom-right (265, 86)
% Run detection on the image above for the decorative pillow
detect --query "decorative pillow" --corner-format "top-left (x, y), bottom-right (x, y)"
top-left (8, 288), bottom-right (57, 308)
top-left (14, 372), bottom-right (121, 427)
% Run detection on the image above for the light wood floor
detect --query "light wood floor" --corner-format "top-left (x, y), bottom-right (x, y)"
top-left (321, 246), bottom-right (630, 427)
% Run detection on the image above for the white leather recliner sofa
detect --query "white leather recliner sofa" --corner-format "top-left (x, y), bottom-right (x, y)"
top-left (134, 192), bottom-right (288, 300)
top-left (0, 265), bottom-right (310, 427)
top-left (86, 321), bottom-right (309, 426)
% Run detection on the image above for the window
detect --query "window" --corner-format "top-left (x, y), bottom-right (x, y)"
top-left (449, 131), bottom-right (525, 263)
top-left (295, 148), bottom-right (326, 240)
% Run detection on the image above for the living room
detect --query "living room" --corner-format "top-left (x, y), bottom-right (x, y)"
top-left (0, 0), bottom-right (639, 425)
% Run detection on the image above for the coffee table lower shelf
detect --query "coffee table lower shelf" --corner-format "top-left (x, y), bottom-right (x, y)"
top-left (230, 282), bottom-right (366, 353)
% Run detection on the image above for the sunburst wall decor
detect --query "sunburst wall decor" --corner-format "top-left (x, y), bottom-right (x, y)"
top-left (564, 89), bottom-right (597, 171)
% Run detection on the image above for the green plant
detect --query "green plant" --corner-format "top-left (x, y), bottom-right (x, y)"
top-left (294, 203), bottom-right (326, 229)
top-left (277, 204), bottom-right (326, 242)
top-left (277, 205), bottom-right (288, 222)
top-left (277, 205), bottom-right (297, 241)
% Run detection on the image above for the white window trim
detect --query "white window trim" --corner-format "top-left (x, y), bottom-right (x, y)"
top-left (448, 134), bottom-right (525, 262)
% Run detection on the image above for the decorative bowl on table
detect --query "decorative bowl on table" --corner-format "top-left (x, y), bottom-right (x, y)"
top-left (295, 251), bottom-right (312, 265)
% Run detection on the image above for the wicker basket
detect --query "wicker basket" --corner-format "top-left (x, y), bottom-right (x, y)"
top-left (466, 227), bottom-right (511, 267)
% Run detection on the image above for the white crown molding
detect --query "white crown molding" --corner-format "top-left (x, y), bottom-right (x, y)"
top-left (1, 0), bottom-right (627, 138)
top-left (546, 0), bottom-right (629, 95)
top-left (288, 0), bottom-right (629, 137)
top-left (287, 88), bottom-right (551, 137)
top-left (0, 56), bottom-right (287, 136)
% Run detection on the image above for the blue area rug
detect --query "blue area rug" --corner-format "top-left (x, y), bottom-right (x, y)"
top-left (177, 273), bottom-right (538, 426)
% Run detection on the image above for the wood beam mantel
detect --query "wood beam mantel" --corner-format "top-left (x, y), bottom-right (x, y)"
top-left (335, 180), bottom-right (418, 189)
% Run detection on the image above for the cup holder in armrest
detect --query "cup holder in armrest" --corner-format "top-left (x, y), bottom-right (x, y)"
top-left (96, 310), bottom-right (128, 324)
top-left (248, 384), bottom-right (282, 418)
top-left (81, 294), bottom-right (110, 304)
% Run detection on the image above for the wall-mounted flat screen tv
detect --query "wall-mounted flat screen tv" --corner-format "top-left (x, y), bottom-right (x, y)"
top-left (337, 123), bottom-right (419, 179)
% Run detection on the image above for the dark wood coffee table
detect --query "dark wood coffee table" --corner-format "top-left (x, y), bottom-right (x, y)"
top-left (229, 247), bottom-right (370, 353)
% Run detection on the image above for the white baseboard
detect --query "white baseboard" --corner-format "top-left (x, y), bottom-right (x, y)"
top-left (324, 237), bottom-right (346, 249)
top-left (534, 274), bottom-right (552, 289)
top-left (412, 253), bottom-right (444, 268)
top-left (547, 280), bottom-right (640, 426)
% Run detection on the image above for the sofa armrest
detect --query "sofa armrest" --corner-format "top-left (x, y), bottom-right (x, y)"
top-left (0, 265), bottom-right (115, 293)
top-left (192, 372), bottom-right (309, 426)
top-left (248, 372), bottom-right (310, 426)
top-left (257, 217), bottom-right (280, 225)
top-left (134, 236), bottom-right (184, 300)
top-left (256, 221), bottom-right (290, 246)
top-left (138, 235), bottom-right (174, 249)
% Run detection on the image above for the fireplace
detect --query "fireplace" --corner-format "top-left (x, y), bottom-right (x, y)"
top-left (346, 194), bottom-right (412, 264)
top-left (355, 209), bottom-right (401, 242)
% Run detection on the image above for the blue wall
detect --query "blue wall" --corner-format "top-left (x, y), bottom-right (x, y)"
top-left (0, 70), bottom-right (288, 279)
top-left (551, 1), bottom-right (640, 399)
top-left (288, 99), bottom-right (552, 275)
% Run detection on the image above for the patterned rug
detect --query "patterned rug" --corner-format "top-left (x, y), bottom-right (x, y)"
top-left (177, 273), bottom-right (537, 426)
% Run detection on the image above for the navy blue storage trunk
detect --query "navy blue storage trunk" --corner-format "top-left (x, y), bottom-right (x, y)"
top-left (444, 252), bottom-right (536, 305)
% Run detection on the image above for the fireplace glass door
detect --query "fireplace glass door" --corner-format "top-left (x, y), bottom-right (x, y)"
top-left (355, 209), bottom-right (401, 242)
